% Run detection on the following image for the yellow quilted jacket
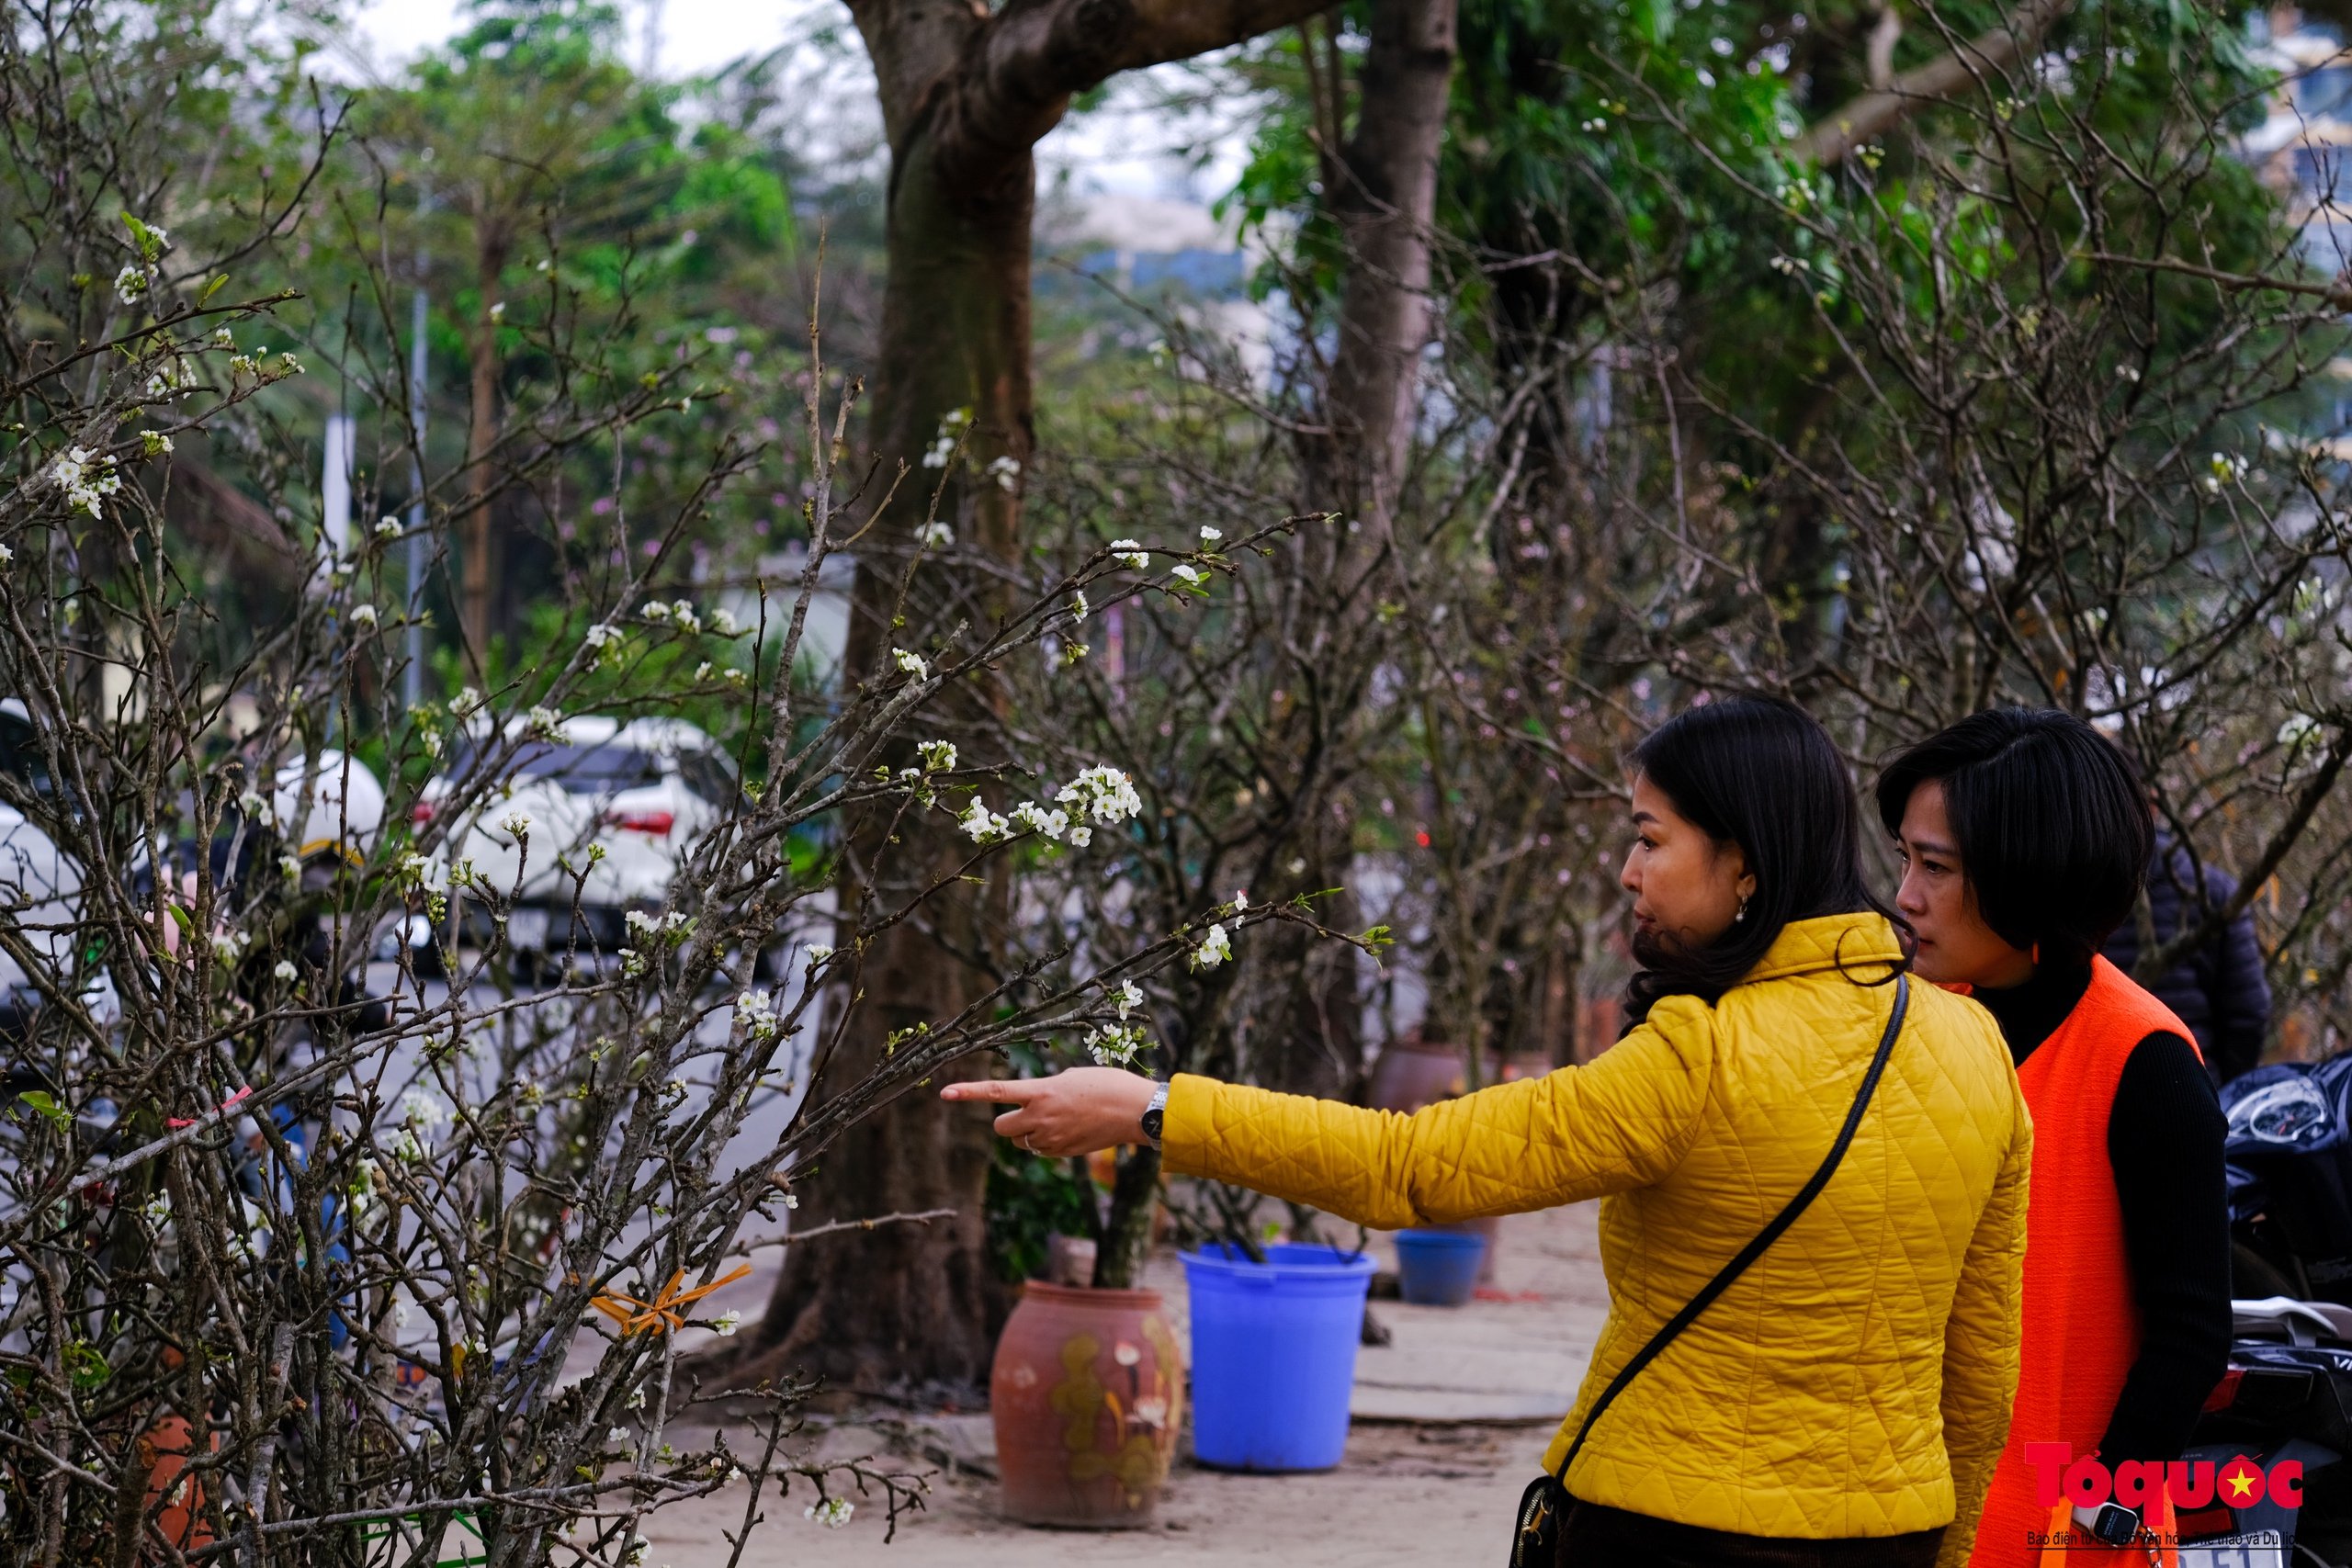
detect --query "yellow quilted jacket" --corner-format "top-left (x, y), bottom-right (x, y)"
top-left (1163, 913), bottom-right (2030, 1562)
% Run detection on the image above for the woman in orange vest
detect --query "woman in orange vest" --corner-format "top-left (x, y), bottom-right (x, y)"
top-left (1876, 710), bottom-right (2231, 1566)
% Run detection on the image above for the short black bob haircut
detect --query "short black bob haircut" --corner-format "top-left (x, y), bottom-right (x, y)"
top-left (1873, 708), bottom-right (2152, 969)
top-left (1626, 694), bottom-right (1896, 1021)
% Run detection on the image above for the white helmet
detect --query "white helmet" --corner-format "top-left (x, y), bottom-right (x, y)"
top-left (274, 749), bottom-right (387, 865)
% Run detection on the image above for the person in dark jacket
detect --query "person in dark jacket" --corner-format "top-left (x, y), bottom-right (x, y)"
top-left (2100, 836), bottom-right (2272, 1084)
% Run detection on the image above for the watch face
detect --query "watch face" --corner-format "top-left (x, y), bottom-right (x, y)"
top-left (2090, 1505), bottom-right (2140, 1546)
top-left (1140, 1110), bottom-right (1164, 1139)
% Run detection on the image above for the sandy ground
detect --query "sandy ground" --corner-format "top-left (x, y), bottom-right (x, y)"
top-left (635, 1202), bottom-right (1611, 1566)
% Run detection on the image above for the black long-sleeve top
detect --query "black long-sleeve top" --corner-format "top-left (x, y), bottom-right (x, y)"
top-left (1971, 962), bottom-right (2233, 1465)
top-left (2100, 840), bottom-right (2274, 1084)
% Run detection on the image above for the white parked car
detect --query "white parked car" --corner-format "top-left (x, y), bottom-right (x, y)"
top-left (0, 699), bottom-right (101, 1038)
top-left (414, 716), bottom-right (741, 964)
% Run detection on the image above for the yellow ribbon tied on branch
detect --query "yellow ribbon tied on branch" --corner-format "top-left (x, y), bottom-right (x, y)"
top-left (590, 1266), bottom-right (752, 1337)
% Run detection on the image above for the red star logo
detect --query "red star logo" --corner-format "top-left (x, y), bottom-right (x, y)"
top-left (2221, 1459), bottom-right (2262, 1504)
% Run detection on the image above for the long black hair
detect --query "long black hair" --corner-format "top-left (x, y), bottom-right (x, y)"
top-left (1626, 695), bottom-right (1897, 1021)
top-left (1873, 707), bottom-right (2152, 969)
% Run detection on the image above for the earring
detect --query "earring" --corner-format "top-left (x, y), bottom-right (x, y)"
top-left (1735, 896), bottom-right (1749, 924)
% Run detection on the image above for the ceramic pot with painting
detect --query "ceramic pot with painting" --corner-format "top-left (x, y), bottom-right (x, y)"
top-left (990, 1280), bottom-right (1183, 1527)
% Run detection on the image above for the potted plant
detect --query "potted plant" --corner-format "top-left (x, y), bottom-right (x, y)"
top-left (985, 1091), bottom-right (1183, 1526)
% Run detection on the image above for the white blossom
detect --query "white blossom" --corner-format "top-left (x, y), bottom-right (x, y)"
top-left (805, 1498), bottom-right (854, 1529)
top-left (1068, 825), bottom-right (1092, 848)
top-left (958, 797), bottom-right (1012, 844)
top-left (115, 264), bottom-right (150, 305)
top-left (376, 515), bottom-right (402, 539)
top-left (273, 959), bottom-right (299, 983)
top-left (1114, 979), bottom-right (1143, 1019)
top-left (642, 601), bottom-right (673, 624)
top-left (1055, 765), bottom-right (1144, 827)
top-left (1170, 563), bottom-right (1204, 587)
top-left (714, 1310), bottom-right (741, 1337)
top-left (145, 356), bottom-right (197, 399)
top-left (394, 1089), bottom-right (448, 1160)
top-left (1011, 801), bottom-right (1069, 841)
top-left (50, 447), bottom-right (121, 518)
top-left (1193, 922), bottom-right (1233, 971)
top-left (710, 607), bottom-right (741, 636)
top-left (1070, 589), bottom-right (1089, 624)
top-left (451, 686), bottom-right (484, 717)
top-left (915, 521), bottom-right (953, 548)
top-left (1110, 538), bottom-right (1148, 570)
top-left (1083, 1022), bottom-right (1149, 1067)
top-left (1198, 525), bottom-right (1223, 545)
top-left (806, 942), bottom-right (834, 963)
top-left (2205, 451), bottom-right (2248, 493)
top-left (917, 739), bottom-right (957, 773)
top-left (349, 604), bottom-right (379, 629)
top-left (1232, 889), bottom-right (1250, 910)
top-left (986, 455), bottom-right (1022, 491)
top-left (892, 648), bottom-right (929, 680)
top-left (737, 988), bottom-right (782, 1043)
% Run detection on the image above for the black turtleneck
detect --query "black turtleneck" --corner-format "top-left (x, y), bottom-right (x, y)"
top-left (1970, 962), bottom-right (2232, 1467)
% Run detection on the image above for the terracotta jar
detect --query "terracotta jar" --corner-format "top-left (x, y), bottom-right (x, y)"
top-left (991, 1280), bottom-right (1183, 1527)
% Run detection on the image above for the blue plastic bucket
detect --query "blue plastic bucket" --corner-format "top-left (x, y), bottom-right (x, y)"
top-left (1182, 1243), bottom-right (1376, 1471)
top-left (1394, 1228), bottom-right (1488, 1306)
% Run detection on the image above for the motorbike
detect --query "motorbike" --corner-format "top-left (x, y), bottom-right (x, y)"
top-left (2188, 1059), bottom-right (2352, 1567)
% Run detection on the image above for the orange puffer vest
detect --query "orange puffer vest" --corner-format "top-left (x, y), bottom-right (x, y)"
top-left (1969, 957), bottom-right (2199, 1567)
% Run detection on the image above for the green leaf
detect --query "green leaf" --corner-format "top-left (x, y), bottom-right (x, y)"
top-left (17, 1090), bottom-right (69, 1132)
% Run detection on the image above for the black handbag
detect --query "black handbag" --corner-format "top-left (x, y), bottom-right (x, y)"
top-left (1509, 974), bottom-right (1911, 1567)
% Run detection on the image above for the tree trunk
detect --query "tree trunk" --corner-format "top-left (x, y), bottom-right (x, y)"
top-left (459, 227), bottom-right (508, 658)
top-left (735, 118), bottom-right (1034, 1398)
top-left (1259, 0), bottom-right (1459, 1105)
top-left (726, 0), bottom-right (1345, 1388)
top-left (1320, 0), bottom-right (1458, 528)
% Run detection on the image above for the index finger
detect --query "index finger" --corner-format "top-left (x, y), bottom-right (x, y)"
top-left (938, 1079), bottom-right (1044, 1105)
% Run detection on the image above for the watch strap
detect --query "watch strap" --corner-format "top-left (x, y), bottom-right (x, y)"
top-left (1140, 1080), bottom-right (1170, 1147)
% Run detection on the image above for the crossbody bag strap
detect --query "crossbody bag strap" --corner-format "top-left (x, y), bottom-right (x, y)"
top-left (1553, 971), bottom-right (1911, 1482)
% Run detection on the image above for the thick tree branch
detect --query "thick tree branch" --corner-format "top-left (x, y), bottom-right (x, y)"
top-left (944, 0), bottom-right (1340, 172)
top-left (1796, 0), bottom-right (2070, 164)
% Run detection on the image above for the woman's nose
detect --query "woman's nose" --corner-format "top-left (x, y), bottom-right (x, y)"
top-left (1618, 849), bottom-right (1639, 893)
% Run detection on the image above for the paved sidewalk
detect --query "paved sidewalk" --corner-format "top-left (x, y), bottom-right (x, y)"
top-left (639, 1201), bottom-right (1611, 1566)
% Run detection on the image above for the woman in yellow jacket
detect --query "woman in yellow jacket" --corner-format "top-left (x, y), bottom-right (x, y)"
top-left (946, 696), bottom-right (2032, 1567)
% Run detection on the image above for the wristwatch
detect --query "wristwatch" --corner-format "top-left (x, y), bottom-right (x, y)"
top-left (2075, 1501), bottom-right (2142, 1548)
top-left (1139, 1081), bottom-right (1170, 1148)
